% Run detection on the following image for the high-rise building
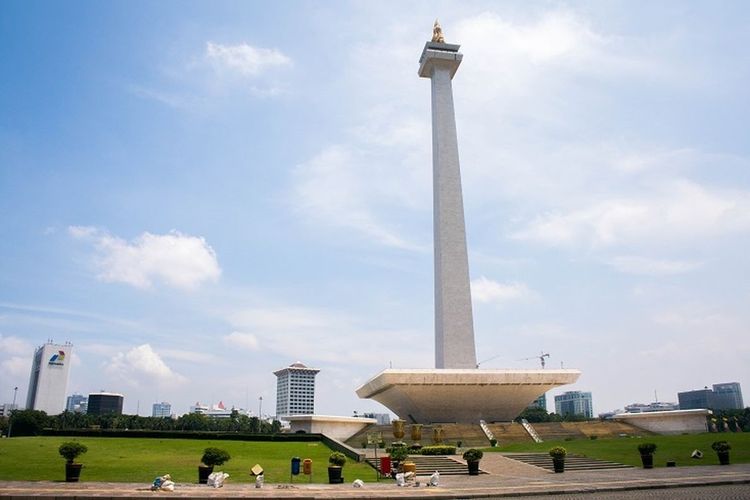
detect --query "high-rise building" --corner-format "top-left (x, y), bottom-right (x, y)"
top-left (678, 382), bottom-right (744, 410)
top-left (26, 341), bottom-right (73, 415)
top-left (87, 392), bottom-right (124, 416)
top-left (66, 393), bottom-right (88, 413)
top-left (555, 391), bottom-right (593, 418)
top-left (529, 394), bottom-right (547, 411)
top-left (678, 387), bottom-right (713, 409)
top-left (274, 361), bottom-right (319, 419)
top-left (712, 382), bottom-right (744, 410)
top-left (152, 401), bottom-right (172, 418)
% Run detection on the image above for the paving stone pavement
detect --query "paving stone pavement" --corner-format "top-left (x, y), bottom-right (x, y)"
top-left (1, 459), bottom-right (749, 499)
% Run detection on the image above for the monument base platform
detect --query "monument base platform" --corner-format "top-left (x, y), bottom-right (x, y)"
top-left (356, 368), bottom-right (581, 423)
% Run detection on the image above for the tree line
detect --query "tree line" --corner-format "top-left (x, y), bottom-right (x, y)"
top-left (1, 409), bottom-right (282, 437)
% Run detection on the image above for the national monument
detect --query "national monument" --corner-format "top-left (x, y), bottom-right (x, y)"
top-left (356, 22), bottom-right (580, 423)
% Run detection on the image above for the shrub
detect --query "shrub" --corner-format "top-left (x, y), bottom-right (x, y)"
top-left (456, 440), bottom-right (462, 448)
top-left (711, 441), bottom-right (731, 452)
top-left (589, 435), bottom-right (598, 440)
top-left (462, 448), bottom-right (483, 462)
top-left (637, 443), bottom-right (657, 455)
top-left (201, 447), bottom-right (230, 467)
top-left (420, 445), bottom-right (457, 455)
top-left (328, 451), bottom-right (347, 467)
top-left (408, 444), bottom-right (423, 452)
top-left (58, 442), bottom-right (88, 463)
top-left (489, 438), bottom-right (497, 447)
top-left (389, 446), bottom-right (409, 462)
top-left (549, 446), bottom-right (567, 459)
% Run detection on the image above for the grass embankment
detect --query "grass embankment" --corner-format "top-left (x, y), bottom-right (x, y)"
top-left (489, 432), bottom-right (750, 467)
top-left (0, 437), bottom-right (376, 483)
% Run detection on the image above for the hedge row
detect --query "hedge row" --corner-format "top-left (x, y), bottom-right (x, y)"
top-left (419, 445), bottom-right (457, 455)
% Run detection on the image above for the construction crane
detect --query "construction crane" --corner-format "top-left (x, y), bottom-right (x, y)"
top-left (521, 351), bottom-right (550, 369)
top-left (476, 354), bottom-right (503, 368)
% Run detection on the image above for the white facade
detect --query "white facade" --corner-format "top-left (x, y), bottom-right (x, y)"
top-left (614, 409), bottom-right (711, 435)
top-left (286, 415), bottom-right (377, 441)
top-left (274, 362), bottom-right (319, 419)
top-left (26, 342), bottom-right (73, 415)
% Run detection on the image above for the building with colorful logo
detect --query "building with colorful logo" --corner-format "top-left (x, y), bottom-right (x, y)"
top-left (26, 341), bottom-right (73, 415)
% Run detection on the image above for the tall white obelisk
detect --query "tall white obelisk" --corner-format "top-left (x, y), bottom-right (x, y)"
top-left (355, 24), bottom-right (580, 424)
top-left (418, 23), bottom-right (477, 369)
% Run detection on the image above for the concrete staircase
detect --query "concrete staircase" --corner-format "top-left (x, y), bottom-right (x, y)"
top-left (502, 452), bottom-right (633, 472)
top-left (365, 455), bottom-right (481, 476)
top-left (520, 418), bottom-right (543, 443)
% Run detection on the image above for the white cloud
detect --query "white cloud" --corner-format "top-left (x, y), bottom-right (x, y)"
top-left (290, 145), bottom-right (428, 251)
top-left (512, 181), bottom-right (750, 249)
top-left (1, 356), bottom-right (30, 377)
top-left (206, 41), bottom-right (291, 77)
top-left (107, 344), bottom-right (186, 386)
top-left (226, 304), bottom-right (429, 367)
top-left (223, 331), bottom-right (259, 351)
top-left (0, 334), bottom-right (32, 355)
top-left (471, 276), bottom-right (536, 304)
top-left (608, 256), bottom-right (700, 276)
top-left (69, 227), bottom-right (221, 290)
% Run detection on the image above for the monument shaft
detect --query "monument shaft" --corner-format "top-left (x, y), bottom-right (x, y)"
top-left (419, 42), bottom-right (477, 369)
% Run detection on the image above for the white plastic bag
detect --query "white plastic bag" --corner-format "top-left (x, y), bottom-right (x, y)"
top-left (352, 479), bottom-right (364, 488)
top-left (207, 471), bottom-right (229, 488)
top-left (255, 473), bottom-right (264, 488)
top-left (429, 470), bottom-right (440, 487)
top-left (160, 480), bottom-right (175, 492)
top-left (395, 472), bottom-right (405, 486)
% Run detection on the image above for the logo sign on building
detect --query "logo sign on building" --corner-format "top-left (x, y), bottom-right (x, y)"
top-left (48, 350), bottom-right (66, 366)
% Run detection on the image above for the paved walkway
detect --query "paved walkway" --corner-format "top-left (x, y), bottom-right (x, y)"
top-left (2, 458), bottom-right (749, 498)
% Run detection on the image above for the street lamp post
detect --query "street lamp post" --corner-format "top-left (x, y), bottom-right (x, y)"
top-left (257, 396), bottom-right (263, 433)
top-left (8, 386), bottom-right (18, 438)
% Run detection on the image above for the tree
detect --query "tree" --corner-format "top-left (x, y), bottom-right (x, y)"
top-left (8, 409), bottom-right (50, 436)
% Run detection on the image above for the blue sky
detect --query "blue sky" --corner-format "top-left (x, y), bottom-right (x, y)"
top-left (1, 1), bottom-right (748, 417)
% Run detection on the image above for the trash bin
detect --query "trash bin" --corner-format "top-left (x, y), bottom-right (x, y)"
top-left (379, 456), bottom-right (391, 477)
top-left (303, 458), bottom-right (312, 475)
top-left (291, 457), bottom-right (301, 475)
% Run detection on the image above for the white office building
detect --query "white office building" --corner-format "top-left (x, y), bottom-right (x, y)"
top-left (274, 361), bottom-right (319, 419)
top-left (26, 341), bottom-right (73, 415)
top-left (152, 401), bottom-right (172, 417)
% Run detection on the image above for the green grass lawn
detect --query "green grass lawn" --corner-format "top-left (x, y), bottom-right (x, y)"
top-left (489, 432), bottom-right (749, 467)
top-left (0, 437), bottom-right (377, 483)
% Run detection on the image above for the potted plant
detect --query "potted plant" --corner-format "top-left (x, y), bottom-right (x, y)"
top-left (637, 443), bottom-right (657, 469)
top-left (711, 441), bottom-right (731, 465)
top-left (549, 446), bottom-right (567, 473)
top-left (462, 448), bottom-right (483, 475)
top-left (389, 445), bottom-right (409, 472)
top-left (199, 447), bottom-right (230, 484)
top-left (59, 441), bottom-right (88, 482)
top-left (327, 451), bottom-right (346, 484)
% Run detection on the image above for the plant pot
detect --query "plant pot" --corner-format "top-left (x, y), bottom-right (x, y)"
top-left (552, 457), bottom-right (565, 473)
top-left (640, 454), bottom-right (654, 469)
top-left (65, 463), bottom-right (83, 482)
top-left (327, 466), bottom-right (343, 484)
top-left (718, 451), bottom-right (730, 465)
top-left (198, 465), bottom-right (214, 484)
top-left (467, 460), bottom-right (480, 475)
